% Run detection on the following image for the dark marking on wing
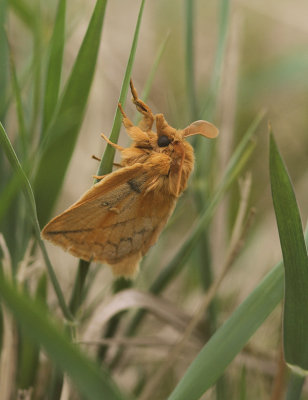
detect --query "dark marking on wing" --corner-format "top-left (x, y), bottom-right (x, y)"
top-left (127, 179), bottom-right (142, 193)
top-left (47, 228), bottom-right (92, 235)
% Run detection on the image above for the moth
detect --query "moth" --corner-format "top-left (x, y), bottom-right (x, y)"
top-left (42, 80), bottom-right (219, 278)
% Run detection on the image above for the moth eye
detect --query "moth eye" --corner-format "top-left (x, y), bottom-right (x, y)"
top-left (157, 135), bottom-right (171, 147)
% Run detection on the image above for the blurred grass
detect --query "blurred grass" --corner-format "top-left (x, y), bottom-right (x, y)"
top-left (0, 1), bottom-right (307, 399)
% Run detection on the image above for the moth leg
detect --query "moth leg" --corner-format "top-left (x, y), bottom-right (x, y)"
top-left (92, 155), bottom-right (101, 161)
top-left (93, 174), bottom-right (106, 180)
top-left (130, 79), bottom-right (154, 131)
top-left (118, 102), bottom-right (134, 130)
top-left (118, 102), bottom-right (151, 145)
top-left (100, 132), bottom-right (125, 151)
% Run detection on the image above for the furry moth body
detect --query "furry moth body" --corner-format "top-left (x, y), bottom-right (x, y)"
top-left (42, 80), bottom-right (219, 278)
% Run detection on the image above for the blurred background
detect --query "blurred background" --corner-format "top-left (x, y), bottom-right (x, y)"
top-left (1, 0), bottom-right (308, 398)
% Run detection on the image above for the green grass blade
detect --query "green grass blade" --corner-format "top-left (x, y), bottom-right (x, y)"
top-left (133, 31), bottom-right (170, 125)
top-left (184, 0), bottom-right (197, 120)
top-left (285, 371), bottom-right (305, 400)
top-left (201, 0), bottom-right (230, 118)
top-left (9, 49), bottom-right (27, 157)
top-left (18, 273), bottom-right (47, 389)
top-left (167, 262), bottom-right (285, 400)
top-left (0, 0), bottom-right (8, 121)
top-left (269, 133), bottom-right (308, 373)
top-left (41, 0), bottom-right (66, 133)
top-left (8, 0), bottom-right (34, 31)
top-left (34, 0), bottom-right (107, 225)
top-left (0, 274), bottom-right (127, 400)
top-left (0, 122), bottom-right (72, 320)
top-left (0, 170), bottom-right (24, 223)
top-left (97, 0), bottom-right (145, 177)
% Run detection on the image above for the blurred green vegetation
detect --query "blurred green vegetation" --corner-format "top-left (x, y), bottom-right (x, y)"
top-left (0, 0), bottom-right (307, 399)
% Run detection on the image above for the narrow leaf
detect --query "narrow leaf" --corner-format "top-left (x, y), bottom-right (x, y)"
top-left (41, 0), bottom-right (66, 133)
top-left (270, 132), bottom-right (308, 373)
top-left (34, 0), bottom-right (107, 225)
top-left (0, 0), bottom-right (8, 121)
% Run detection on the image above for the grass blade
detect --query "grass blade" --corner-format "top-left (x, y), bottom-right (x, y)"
top-left (133, 31), bottom-right (170, 125)
top-left (270, 132), bottom-right (308, 373)
top-left (97, 0), bottom-right (145, 177)
top-left (201, 0), bottom-right (230, 118)
top-left (184, 0), bottom-right (197, 120)
top-left (0, 274), bottom-right (127, 400)
top-left (0, 0), bottom-right (8, 121)
top-left (9, 48), bottom-right (27, 158)
top-left (41, 0), bottom-right (66, 133)
top-left (34, 0), bottom-right (107, 226)
top-left (8, 0), bottom-right (34, 31)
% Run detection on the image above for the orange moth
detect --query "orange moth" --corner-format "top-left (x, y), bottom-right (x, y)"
top-left (42, 80), bottom-right (219, 278)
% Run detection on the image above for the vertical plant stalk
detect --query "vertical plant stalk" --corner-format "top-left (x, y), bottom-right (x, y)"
top-left (185, 0), bottom-right (198, 120)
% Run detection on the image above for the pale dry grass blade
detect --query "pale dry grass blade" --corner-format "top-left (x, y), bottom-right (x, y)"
top-left (59, 375), bottom-right (71, 400)
top-left (83, 289), bottom-right (204, 346)
top-left (79, 336), bottom-right (200, 350)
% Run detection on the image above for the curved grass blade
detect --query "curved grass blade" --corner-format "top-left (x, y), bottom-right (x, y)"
top-left (0, 122), bottom-right (72, 320)
top-left (0, 274), bottom-right (127, 400)
top-left (270, 133), bottom-right (308, 373)
top-left (41, 0), bottom-right (66, 133)
top-left (97, 0), bottom-right (145, 177)
top-left (34, 0), bottom-right (107, 226)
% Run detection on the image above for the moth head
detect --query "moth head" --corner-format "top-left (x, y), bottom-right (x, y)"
top-left (155, 113), bottom-right (177, 148)
top-left (154, 114), bottom-right (219, 151)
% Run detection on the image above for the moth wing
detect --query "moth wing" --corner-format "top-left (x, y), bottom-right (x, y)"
top-left (42, 163), bottom-right (172, 277)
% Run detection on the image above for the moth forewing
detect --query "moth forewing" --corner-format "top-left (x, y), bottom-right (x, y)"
top-left (42, 81), bottom-right (219, 278)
